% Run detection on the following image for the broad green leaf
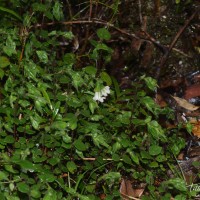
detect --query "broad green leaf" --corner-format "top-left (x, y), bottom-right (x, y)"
top-left (84, 66), bottom-right (97, 76)
top-left (17, 160), bottom-right (36, 171)
top-left (89, 100), bottom-right (98, 114)
top-left (149, 145), bottom-right (162, 156)
top-left (24, 63), bottom-right (39, 81)
top-left (98, 172), bottom-right (121, 182)
top-left (39, 172), bottom-right (56, 183)
top-left (3, 35), bottom-right (16, 56)
top-left (141, 96), bottom-right (157, 113)
top-left (36, 50), bottom-right (48, 63)
top-left (53, 1), bottom-right (63, 21)
top-left (39, 86), bottom-right (52, 109)
top-left (65, 113), bottom-right (77, 130)
top-left (149, 161), bottom-right (159, 168)
top-left (97, 28), bottom-right (111, 40)
top-left (16, 182), bottom-right (30, 194)
top-left (71, 72), bottom-right (84, 90)
top-left (74, 139), bottom-right (87, 151)
top-left (30, 188), bottom-right (41, 198)
top-left (67, 161), bottom-right (77, 174)
top-left (4, 165), bottom-right (18, 173)
top-left (127, 149), bottom-right (139, 165)
top-left (143, 76), bottom-right (157, 91)
top-left (147, 120), bottom-right (167, 142)
top-left (4, 135), bottom-right (15, 144)
top-left (96, 43), bottom-right (112, 53)
top-left (63, 53), bottom-right (76, 65)
top-left (166, 178), bottom-right (187, 192)
top-left (100, 71), bottom-right (112, 86)
top-left (43, 187), bottom-right (57, 200)
top-left (0, 171), bottom-right (8, 181)
top-left (51, 121), bottom-right (67, 130)
top-left (30, 116), bottom-right (40, 130)
top-left (0, 56), bottom-right (10, 68)
top-left (91, 133), bottom-right (109, 148)
top-left (122, 154), bottom-right (132, 165)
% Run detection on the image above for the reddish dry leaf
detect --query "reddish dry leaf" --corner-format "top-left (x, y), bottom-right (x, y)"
top-left (184, 84), bottom-right (200, 100)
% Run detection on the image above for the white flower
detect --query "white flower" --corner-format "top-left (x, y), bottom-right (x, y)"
top-left (93, 91), bottom-right (106, 102)
top-left (93, 86), bottom-right (110, 102)
top-left (101, 86), bottom-right (110, 97)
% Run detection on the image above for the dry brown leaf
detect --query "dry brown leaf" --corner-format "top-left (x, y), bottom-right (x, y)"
top-left (172, 96), bottom-right (199, 111)
top-left (192, 123), bottom-right (200, 138)
top-left (120, 179), bottom-right (145, 200)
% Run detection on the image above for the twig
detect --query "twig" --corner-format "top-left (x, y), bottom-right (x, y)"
top-left (138, 0), bottom-right (143, 25)
top-left (89, 0), bottom-right (93, 20)
top-left (82, 157), bottom-right (123, 161)
top-left (156, 7), bottom-right (200, 78)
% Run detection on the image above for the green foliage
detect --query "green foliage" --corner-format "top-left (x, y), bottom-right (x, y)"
top-left (0, 1), bottom-right (189, 199)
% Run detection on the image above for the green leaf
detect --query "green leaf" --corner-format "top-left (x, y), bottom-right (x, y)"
top-left (53, 1), bottom-right (63, 21)
top-left (0, 56), bottom-right (10, 68)
top-left (16, 182), bottom-right (30, 194)
top-left (166, 178), bottom-right (187, 192)
top-left (39, 172), bottom-right (56, 182)
top-left (122, 154), bottom-right (132, 165)
top-left (4, 135), bottom-right (15, 144)
top-left (143, 76), bottom-right (157, 91)
top-left (74, 139), bottom-right (87, 151)
top-left (149, 145), bottom-right (162, 156)
top-left (100, 71), bottom-right (112, 86)
top-left (0, 171), bottom-right (8, 181)
top-left (51, 121), bottom-right (67, 130)
top-left (30, 116), bottom-right (40, 130)
top-left (43, 187), bottom-right (57, 200)
top-left (149, 161), bottom-right (158, 168)
top-left (97, 28), bottom-right (111, 40)
top-left (65, 113), bottom-right (78, 130)
top-left (89, 100), bottom-right (98, 114)
top-left (141, 96), bottom-right (157, 113)
top-left (30, 188), bottom-right (41, 198)
top-left (36, 50), bottom-right (48, 63)
top-left (3, 35), bottom-right (16, 56)
top-left (147, 120), bottom-right (167, 142)
top-left (127, 149), bottom-right (139, 165)
top-left (67, 161), bottom-right (77, 174)
top-left (0, 6), bottom-right (22, 21)
top-left (63, 53), bottom-right (76, 65)
top-left (0, 68), bottom-right (4, 79)
top-left (91, 133), bottom-right (109, 148)
top-left (98, 172), bottom-right (121, 182)
top-left (84, 66), bottom-right (97, 76)
top-left (17, 160), bottom-right (36, 171)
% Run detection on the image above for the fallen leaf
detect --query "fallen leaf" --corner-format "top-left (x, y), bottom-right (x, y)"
top-left (172, 96), bottom-right (199, 111)
top-left (184, 84), bottom-right (200, 100)
top-left (192, 122), bottom-right (200, 138)
top-left (120, 179), bottom-right (145, 199)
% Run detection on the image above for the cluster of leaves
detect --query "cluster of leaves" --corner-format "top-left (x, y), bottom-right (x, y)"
top-left (0, 1), bottom-right (197, 199)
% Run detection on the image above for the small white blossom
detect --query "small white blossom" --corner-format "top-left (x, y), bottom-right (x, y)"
top-left (93, 86), bottom-right (110, 103)
top-left (93, 91), bottom-right (106, 102)
top-left (101, 86), bottom-right (110, 97)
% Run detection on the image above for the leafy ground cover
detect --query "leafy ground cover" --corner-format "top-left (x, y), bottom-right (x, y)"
top-left (0, 1), bottom-right (199, 199)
